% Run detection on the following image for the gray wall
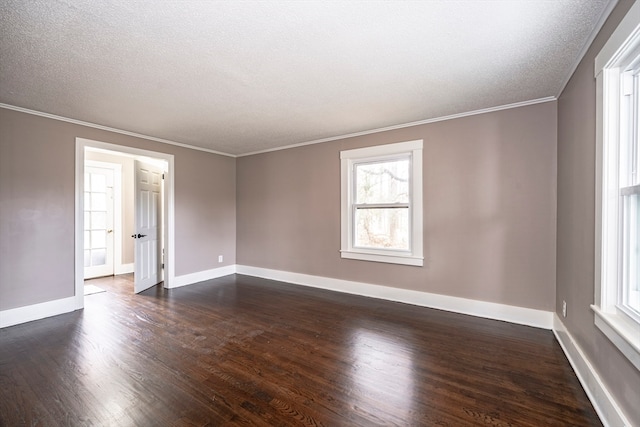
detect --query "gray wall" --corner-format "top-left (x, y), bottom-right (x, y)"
top-left (556, 0), bottom-right (640, 423)
top-left (237, 101), bottom-right (558, 311)
top-left (0, 108), bottom-right (236, 311)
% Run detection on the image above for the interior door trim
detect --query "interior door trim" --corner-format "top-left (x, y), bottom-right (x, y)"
top-left (75, 138), bottom-right (175, 309)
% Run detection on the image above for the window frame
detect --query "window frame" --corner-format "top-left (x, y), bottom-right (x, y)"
top-left (340, 140), bottom-right (423, 266)
top-left (593, 0), bottom-right (640, 372)
top-left (619, 66), bottom-right (640, 323)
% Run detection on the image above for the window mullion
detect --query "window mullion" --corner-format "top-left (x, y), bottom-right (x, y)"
top-left (621, 184), bottom-right (640, 195)
top-left (354, 203), bottom-right (410, 209)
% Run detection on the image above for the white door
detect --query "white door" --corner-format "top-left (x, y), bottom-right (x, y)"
top-left (84, 166), bottom-right (114, 279)
top-left (134, 160), bottom-right (163, 293)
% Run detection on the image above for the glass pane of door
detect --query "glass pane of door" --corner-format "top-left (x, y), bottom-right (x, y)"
top-left (84, 169), bottom-right (110, 268)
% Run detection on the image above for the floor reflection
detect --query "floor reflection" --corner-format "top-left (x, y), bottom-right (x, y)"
top-left (349, 328), bottom-right (416, 423)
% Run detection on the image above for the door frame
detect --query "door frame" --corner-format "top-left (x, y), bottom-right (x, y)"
top-left (75, 137), bottom-right (175, 309)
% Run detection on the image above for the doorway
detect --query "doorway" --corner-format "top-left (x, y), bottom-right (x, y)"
top-left (75, 138), bottom-right (175, 309)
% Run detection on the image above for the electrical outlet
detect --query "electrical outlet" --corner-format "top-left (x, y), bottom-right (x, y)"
top-left (562, 300), bottom-right (567, 318)
top-left (218, 255), bottom-right (223, 263)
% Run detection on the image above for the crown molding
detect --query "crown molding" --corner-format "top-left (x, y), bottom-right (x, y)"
top-left (238, 96), bottom-right (557, 157)
top-left (2, 96), bottom-right (557, 158)
top-left (0, 103), bottom-right (236, 158)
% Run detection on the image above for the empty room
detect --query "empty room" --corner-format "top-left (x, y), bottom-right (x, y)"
top-left (1, 1), bottom-right (639, 426)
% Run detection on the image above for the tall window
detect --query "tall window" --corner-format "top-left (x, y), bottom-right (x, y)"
top-left (340, 140), bottom-right (423, 266)
top-left (620, 67), bottom-right (640, 319)
top-left (594, 0), bottom-right (640, 371)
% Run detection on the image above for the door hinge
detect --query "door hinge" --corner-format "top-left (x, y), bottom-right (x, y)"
top-left (162, 173), bottom-right (165, 180)
top-left (161, 263), bottom-right (165, 269)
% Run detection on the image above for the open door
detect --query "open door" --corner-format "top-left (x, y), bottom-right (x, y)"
top-left (84, 165), bottom-right (115, 279)
top-left (133, 160), bottom-right (163, 293)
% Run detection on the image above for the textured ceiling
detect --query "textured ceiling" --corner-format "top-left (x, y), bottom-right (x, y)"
top-left (0, 0), bottom-right (613, 156)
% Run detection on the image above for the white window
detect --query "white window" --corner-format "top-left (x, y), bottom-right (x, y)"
top-left (340, 140), bottom-right (423, 266)
top-left (594, 1), bottom-right (640, 371)
top-left (620, 68), bottom-right (640, 318)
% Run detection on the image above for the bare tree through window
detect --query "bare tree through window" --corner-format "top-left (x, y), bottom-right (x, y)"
top-left (354, 158), bottom-right (410, 250)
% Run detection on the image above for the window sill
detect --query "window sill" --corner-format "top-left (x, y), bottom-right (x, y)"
top-left (591, 305), bottom-right (640, 371)
top-left (340, 250), bottom-right (423, 266)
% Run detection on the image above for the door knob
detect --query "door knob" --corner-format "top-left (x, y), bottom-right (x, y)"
top-left (131, 233), bottom-right (147, 239)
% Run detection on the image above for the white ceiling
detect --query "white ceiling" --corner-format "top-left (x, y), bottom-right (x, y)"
top-left (0, 0), bottom-right (614, 156)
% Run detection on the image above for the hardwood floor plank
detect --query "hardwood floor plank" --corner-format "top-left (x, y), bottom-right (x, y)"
top-left (0, 274), bottom-right (601, 426)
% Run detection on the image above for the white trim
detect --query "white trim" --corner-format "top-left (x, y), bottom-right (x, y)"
top-left (113, 163), bottom-right (124, 278)
top-left (595, 68), bottom-right (621, 312)
top-left (169, 265), bottom-right (237, 289)
top-left (76, 138), bottom-right (175, 307)
top-left (0, 297), bottom-right (77, 328)
top-left (0, 103), bottom-right (233, 158)
top-left (339, 251), bottom-right (423, 266)
top-left (0, 261), bottom-right (216, 328)
top-left (340, 140), bottom-right (424, 266)
top-left (1, 98), bottom-right (556, 159)
top-left (557, 0), bottom-right (619, 96)
top-left (553, 315), bottom-right (632, 427)
top-left (340, 139), bottom-right (423, 158)
top-left (2, 265), bottom-right (553, 329)
top-left (236, 265), bottom-right (553, 329)
top-left (74, 140), bottom-right (84, 309)
top-left (237, 97), bottom-right (557, 157)
top-left (84, 160), bottom-right (121, 168)
top-left (115, 263), bottom-right (134, 275)
top-left (591, 305), bottom-right (640, 371)
top-left (595, 0), bottom-right (640, 76)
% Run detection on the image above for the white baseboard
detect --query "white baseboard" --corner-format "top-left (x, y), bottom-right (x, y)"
top-left (115, 263), bottom-right (134, 275)
top-left (0, 264), bottom-right (236, 328)
top-left (169, 264), bottom-right (237, 289)
top-left (0, 296), bottom-right (78, 328)
top-left (553, 315), bottom-right (631, 427)
top-left (236, 265), bottom-right (554, 329)
top-left (0, 264), bottom-right (553, 330)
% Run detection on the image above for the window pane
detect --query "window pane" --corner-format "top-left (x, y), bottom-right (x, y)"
top-left (91, 211), bottom-right (106, 230)
top-left (84, 211), bottom-right (90, 229)
top-left (623, 193), bottom-right (640, 314)
top-left (91, 173), bottom-right (107, 192)
top-left (356, 159), bottom-right (409, 204)
top-left (84, 192), bottom-right (91, 210)
top-left (84, 250), bottom-right (91, 267)
top-left (91, 230), bottom-right (106, 249)
top-left (91, 193), bottom-right (106, 211)
top-left (84, 173), bottom-right (90, 191)
top-left (355, 207), bottom-right (409, 250)
top-left (91, 249), bottom-right (106, 266)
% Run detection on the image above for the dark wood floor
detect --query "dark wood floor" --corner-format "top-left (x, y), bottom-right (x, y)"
top-left (0, 274), bottom-right (600, 426)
